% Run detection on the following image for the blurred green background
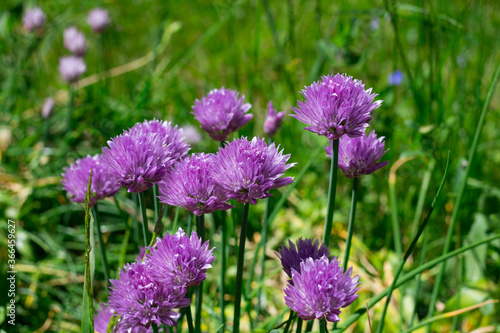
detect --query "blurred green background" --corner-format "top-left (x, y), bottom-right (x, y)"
top-left (1, 0), bottom-right (499, 332)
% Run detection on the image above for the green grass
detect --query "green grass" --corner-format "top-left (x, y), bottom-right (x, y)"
top-left (1, 0), bottom-right (500, 332)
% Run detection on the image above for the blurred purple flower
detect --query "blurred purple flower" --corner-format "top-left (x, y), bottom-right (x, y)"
top-left (158, 153), bottom-right (233, 216)
top-left (62, 154), bottom-right (121, 207)
top-left (63, 26), bottom-right (87, 56)
top-left (94, 303), bottom-right (115, 333)
top-left (23, 7), bottom-right (46, 32)
top-left (370, 17), bottom-right (381, 31)
top-left (388, 70), bottom-right (403, 86)
top-left (180, 125), bottom-right (202, 144)
top-left (291, 73), bottom-right (381, 140)
top-left (101, 119), bottom-right (190, 193)
top-left (211, 137), bottom-right (295, 204)
top-left (147, 228), bottom-right (215, 288)
top-left (192, 87), bottom-right (252, 141)
top-left (284, 256), bottom-right (360, 322)
top-left (88, 8), bottom-right (110, 33)
top-left (42, 97), bottom-right (55, 119)
top-left (109, 261), bottom-right (190, 330)
top-left (263, 101), bottom-right (286, 137)
top-left (277, 238), bottom-right (330, 280)
top-left (59, 56), bottom-right (86, 83)
top-left (326, 130), bottom-right (389, 178)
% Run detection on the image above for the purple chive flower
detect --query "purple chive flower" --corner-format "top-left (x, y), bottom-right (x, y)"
top-left (284, 256), bottom-right (360, 322)
top-left (192, 87), bottom-right (252, 141)
top-left (94, 303), bottom-right (115, 333)
top-left (180, 125), bottom-right (202, 144)
top-left (211, 137), bottom-right (295, 204)
top-left (63, 26), bottom-right (87, 56)
top-left (291, 73), bottom-right (381, 140)
top-left (23, 7), bottom-right (46, 32)
top-left (101, 119), bottom-right (190, 193)
top-left (147, 228), bottom-right (215, 288)
top-left (88, 8), bottom-right (110, 33)
top-left (109, 261), bottom-right (190, 330)
top-left (42, 97), bottom-right (55, 119)
top-left (277, 238), bottom-right (330, 280)
top-left (59, 56), bottom-right (86, 83)
top-left (158, 153), bottom-right (233, 216)
top-left (326, 130), bottom-right (389, 178)
top-left (263, 101), bottom-right (286, 137)
top-left (388, 70), bottom-right (403, 86)
top-left (62, 155), bottom-right (121, 207)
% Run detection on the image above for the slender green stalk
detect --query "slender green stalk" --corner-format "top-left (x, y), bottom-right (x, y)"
top-left (409, 227), bottom-right (429, 327)
top-left (282, 310), bottom-right (295, 333)
top-left (195, 214), bottom-right (205, 333)
top-left (138, 192), bottom-right (149, 247)
top-left (171, 206), bottom-right (180, 233)
top-left (82, 171), bottom-right (94, 333)
top-left (219, 141), bottom-right (227, 332)
top-left (185, 299), bottom-right (195, 333)
top-left (376, 153), bottom-right (449, 333)
top-left (67, 86), bottom-right (74, 135)
top-left (332, 234), bottom-right (500, 332)
top-left (152, 324), bottom-right (159, 333)
top-left (426, 61), bottom-right (500, 330)
top-left (319, 319), bottom-right (327, 333)
top-left (343, 177), bottom-right (359, 270)
top-left (254, 195), bottom-right (270, 322)
top-left (450, 256), bottom-right (464, 331)
top-left (389, 172), bottom-right (403, 256)
top-left (305, 319), bottom-right (314, 332)
top-left (91, 204), bottom-right (110, 283)
top-left (296, 318), bottom-right (303, 333)
top-left (153, 184), bottom-right (160, 224)
top-left (233, 203), bottom-right (250, 333)
top-left (322, 139), bottom-right (339, 246)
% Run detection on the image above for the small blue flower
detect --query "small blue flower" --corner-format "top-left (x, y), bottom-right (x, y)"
top-left (388, 70), bottom-right (403, 86)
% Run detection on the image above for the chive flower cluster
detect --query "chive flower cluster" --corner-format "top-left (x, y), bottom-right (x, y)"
top-left (292, 73), bottom-right (389, 177)
top-left (279, 238), bottom-right (360, 323)
top-left (98, 228), bottom-right (214, 331)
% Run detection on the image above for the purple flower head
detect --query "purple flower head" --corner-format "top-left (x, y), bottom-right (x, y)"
top-left (61, 155), bottom-right (121, 207)
top-left (277, 238), bottom-right (330, 280)
top-left (42, 97), bottom-right (55, 119)
top-left (326, 130), bottom-right (389, 178)
top-left (23, 7), bottom-right (46, 32)
top-left (211, 137), bottom-right (295, 204)
top-left (109, 261), bottom-right (190, 330)
top-left (101, 119), bottom-right (190, 193)
top-left (388, 70), bottom-right (403, 86)
top-left (158, 153), bottom-right (233, 216)
top-left (180, 125), bottom-right (202, 144)
top-left (192, 87), bottom-right (252, 141)
top-left (146, 228), bottom-right (215, 288)
top-left (284, 256), bottom-right (360, 322)
top-left (291, 73), bottom-right (381, 140)
top-left (263, 101), bottom-right (286, 137)
top-left (63, 26), bottom-right (87, 57)
top-left (59, 56), bottom-right (86, 83)
top-left (94, 303), bottom-right (115, 333)
top-left (88, 8), bottom-right (110, 33)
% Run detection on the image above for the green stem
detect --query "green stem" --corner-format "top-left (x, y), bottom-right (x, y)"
top-left (319, 319), bottom-right (327, 333)
top-left (195, 214), bottom-right (205, 333)
top-left (409, 227), bottom-right (429, 327)
top-left (185, 299), bottom-right (195, 333)
top-left (254, 196), bottom-right (270, 322)
top-left (282, 310), bottom-right (295, 333)
top-left (322, 139), bottom-right (339, 247)
top-left (305, 320), bottom-right (314, 332)
top-left (377, 153), bottom-right (449, 333)
top-left (233, 203), bottom-right (250, 333)
top-left (296, 318), bottom-right (303, 333)
top-left (343, 177), bottom-right (359, 270)
top-left (389, 172), bottom-right (403, 256)
top-left (172, 206), bottom-right (180, 233)
top-left (91, 205), bottom-right (109, 283)
top-left (153, 184), bottom-right (159, 224)
top-left (426, 61), bottom-right (500, 330)
top-left (152, 323), bottom-right (159, 333)
top-left (138, 191), bottom-right (149, 247)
